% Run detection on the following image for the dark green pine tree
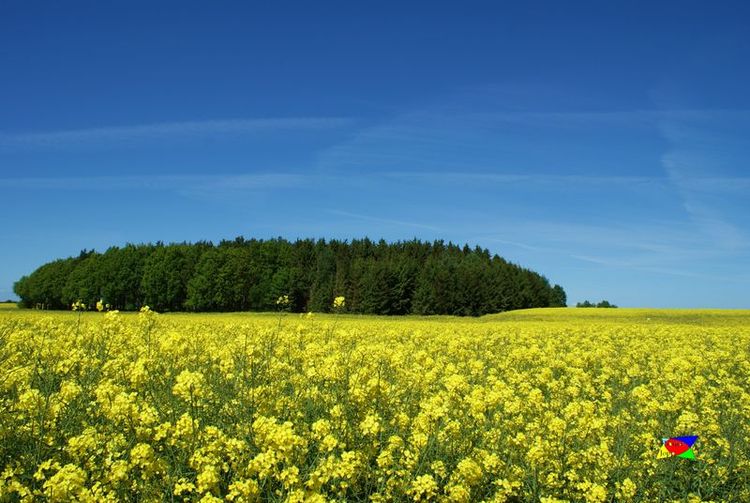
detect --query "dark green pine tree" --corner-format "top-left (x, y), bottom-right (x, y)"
top-left (142, 244), bottom-right (203, 311)
top-left (308, 240), bottom-right (336, 312)
top-left (550, 284), bottom-right (567, 307)
top-left (62, 252), bottom-right (103, 308)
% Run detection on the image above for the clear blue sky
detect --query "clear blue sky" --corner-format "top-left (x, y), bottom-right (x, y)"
top-left (2, 1), bottom-right (749, 308)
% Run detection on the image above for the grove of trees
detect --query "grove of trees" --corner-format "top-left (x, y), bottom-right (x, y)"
top-left (576, 300), bottom-right (617, 308)
top-left (14, 237), bottom-right (567, 315)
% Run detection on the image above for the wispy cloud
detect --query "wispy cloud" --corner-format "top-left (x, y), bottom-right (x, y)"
top-left (382, 171), bottom-right (750, 197)
top-left (657, 109), bottom-right (750, 253)
top-left (467, 108), bottom-right (750, 129)
top-left (472, 217), bottom-right (744, 268)
top-left (4, 170), bottom-right (749, 199)
top-left (325, 209), bottom-right (443, 231)
top-left (0, 173), bottom-right (308, 192)
top-left (380, 171), bottom-right (666, 187)
top-left (315, 91), bottom-right (750, 185)
top-left (524, 221), bottom-right (701, 255)
top-left (569, 254), bottom-right (747, 283)
top-left (0, 117), bottom-right (353, 150)
top-left (483, 238), bottom-right (548, 253)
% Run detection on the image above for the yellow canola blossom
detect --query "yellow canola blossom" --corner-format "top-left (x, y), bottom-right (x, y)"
top-left (0, 308), bottom-right (749, 501)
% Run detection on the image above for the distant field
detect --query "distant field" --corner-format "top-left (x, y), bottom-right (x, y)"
top-left (485, 307), bottom-right (750, 326)
top-left (0, 302), bottom-right (17, 309)
top-left (1, 308), bottom-right (748, 501)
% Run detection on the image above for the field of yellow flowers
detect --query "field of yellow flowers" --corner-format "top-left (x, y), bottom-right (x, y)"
top-left (1, 305), bottom-right (749, 502)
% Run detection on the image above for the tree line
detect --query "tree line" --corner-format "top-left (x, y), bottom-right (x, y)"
top-left (14, 237), bottom-right (567, 315)
top-left (576, 300), bottom-right (617, 307)
top-left (576, 300), bottom-right (617, 308)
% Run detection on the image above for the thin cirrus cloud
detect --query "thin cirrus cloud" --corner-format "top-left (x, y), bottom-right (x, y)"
top-left (0, 173), bottom-right (309, 192)
top-left (0, 117), bottom-right (354, 150)
top-left (378, 171), bottom-right (664, 187)
top-left (477, 220), bottom-right (701, 255)
top-left (470, 216), bottom-right (746, 275)
top-left (2, 170), bottom-right (748, 197)
top-left (334, 97), bottom-right (750, 268)
top-left (656, 107), bottom-right (750, 253)
top-left (568, 254), bottom-right (746, 283)
top-left (314, 102), bottom-right (750, 241)
top-left (324, 209), bottom-right (443, 232)
top-left (377, 171), bottom-right (750, 199)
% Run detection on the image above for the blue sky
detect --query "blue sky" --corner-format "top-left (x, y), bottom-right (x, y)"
top-left (2, 1), bottom-right (749, 308)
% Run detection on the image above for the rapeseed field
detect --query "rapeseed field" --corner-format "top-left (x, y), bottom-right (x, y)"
top-left (1, 307), bottom-right (748, 502)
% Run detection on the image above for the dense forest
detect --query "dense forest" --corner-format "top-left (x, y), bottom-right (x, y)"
top-left (14, 238), bottom-right (566, 315)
